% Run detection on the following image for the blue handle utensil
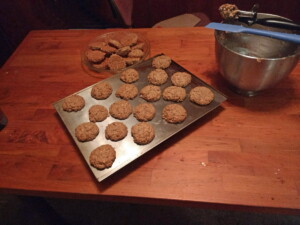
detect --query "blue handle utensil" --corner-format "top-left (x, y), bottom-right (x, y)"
top-left (206, 22), bottom-right (300, 44)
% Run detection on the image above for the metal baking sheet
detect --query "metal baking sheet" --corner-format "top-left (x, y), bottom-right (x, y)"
top-left (53, 54), bottom-right (227, 182)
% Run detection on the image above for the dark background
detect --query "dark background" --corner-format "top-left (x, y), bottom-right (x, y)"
top-left (1, 0), bottom-right (300, 67)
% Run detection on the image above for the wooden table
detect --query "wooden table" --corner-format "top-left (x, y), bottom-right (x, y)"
top-left (0, 27), bottom-right (299, 214)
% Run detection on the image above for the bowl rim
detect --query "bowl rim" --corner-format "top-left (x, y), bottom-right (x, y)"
top-left (214, 26), bottom-right (300, 61)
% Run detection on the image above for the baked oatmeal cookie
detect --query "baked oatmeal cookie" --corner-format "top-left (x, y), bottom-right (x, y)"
top-left (132, 42), bottom-right (145, 50)
top-left (62, 94), bottom-right (85, 112)
top-left (162, 104), bottom-right (187, 124)
top-left (120, 33), bottom-right (138, 47)
top-left (147, 69), bottom-right (168, 86)
top-left (88, 41), bottom-right (105, 50)
top-left (171, 72), bottom-right (192, 87)
top-left (89, 41), bottom-right (117, 54)
top-left (131, 122), bottom-right (155, 145)
top-left (85, 49), bottom-right (106, 64)
top-left (75, 122), bottom-right (99, 142)
top-left (125, 57), bottom-right (141, 66)
top-left (140, 85), bottom-right (161, 102)
top-left (89, 144), bottom-right (116, 170)
top-left (105, 122), bottom-right (128, 141)
top-left (120, 68), bottom-right (139, 83)
top-left (107, 54), bottom-right (126, 71)
top-left (162, 86), bottom-right (186, 102)
top-left (91, 81), bottom-right (113, 100)
top-left (92, 58), bottom-right (109, 70)
top-left (189, 86), bottom-right (214, 105)
top-left (152, 55), bottom-right (172, 69)
top-left (115, 84), bottom-right (138, 100)
top-left (128, 49), bottom-right (144, 58)
top-left (116, 46), bottom-right (131, 57)
top-left (133, 103), bottom-right (156, 122)
top-left (89, 105), bottom-right (109, 122)
top-left (108, 39), bottom-right (122, 49)
top-left (109, 100), bottom-right (132, 120)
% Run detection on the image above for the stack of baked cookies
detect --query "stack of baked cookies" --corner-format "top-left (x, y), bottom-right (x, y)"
top-left (84, 32), bottom-right (147, 72)
top-left (62, 55), bottom-right (215, 172)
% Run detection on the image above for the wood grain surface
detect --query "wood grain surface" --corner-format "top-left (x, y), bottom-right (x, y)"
top-left (0, 28), bottom-right (299, 213)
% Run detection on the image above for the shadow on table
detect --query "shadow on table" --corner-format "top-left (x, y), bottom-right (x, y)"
top-left (202, 69), bottom-right (295, 112)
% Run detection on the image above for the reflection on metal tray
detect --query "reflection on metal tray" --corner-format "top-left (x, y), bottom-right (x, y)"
top-left (53, 54), bottom-right (227, 182)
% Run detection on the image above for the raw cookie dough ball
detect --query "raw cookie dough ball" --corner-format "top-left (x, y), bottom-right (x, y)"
top-left (91, 82), bottom-right (113, 100)
top-left (62, 95), bottom-right (85, 112)
top-left (133, 103), bottom-right (156, 122)
top-left (152, 55), bottom-right (172, 69)
top-left (189, 86), bottom-right (214, 105)
top-left (109, 100), bottom-right (132, 120)
top-left (162, 86), bottom-right (186, 102)
top-left (89, 105), bottom-right (108, 122)
top-left (115, 84), bottom-right (138, 100)
top-left (171, 72), bottom-right (192, 87)
top-left (120, 68), bottom-right (139, 83)
top-left (147, 69), bottom-right (168, 85)
top-left (89, 144), bottom-right (116, 170)
top-left (162, 104), bottom-right (187, 124)
top-left (75, 122), bottom-right (99, 142)
top-left (131, 122), bottom-right (155, 145)
top-left (105, 122), bottom-right (128, 141)
top-left (140, 85), bottom-right (161, 102)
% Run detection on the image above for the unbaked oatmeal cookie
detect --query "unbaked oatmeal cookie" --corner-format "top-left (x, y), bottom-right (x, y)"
top-left (105, 122), bottom-right (128, 141)
top-left (140, 85), bottom-right (161, 102)
top-left (131, 122), bottom-right (155, 145)
top-left (152, 55), bottom-right (172, 69)
top-left (75, 122), bottom-right (99, 142)
top-left (89, 105), bottom-right (108, 122)
top-left (189, 86), bottom-right (214, 105)
top-left (120, 68), bottom-right (139, 83)
top-left (109, 100), bottom-right (132, 120)
top-left (89, 144), bottom-right (116, 170)
top-left (162, 104), bottom-right (187, 124)
top-left (147, 69), bottom-right (168, 86)
top-left (115, 84), bottom-right (138, 100)
top-left (171, 72), bottom-right (192, 87)
top-left (162, 86), bottom-right (186, 102)
top-left (91, 81), bottom-right (113, 100)
top-left (133, 103), bottom-right (156, 122)
top-left (62, 94), bottom-right (85, 112)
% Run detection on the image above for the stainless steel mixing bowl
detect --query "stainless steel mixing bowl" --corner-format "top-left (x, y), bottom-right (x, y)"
top-left (215, 21), bottom-right (300, 96)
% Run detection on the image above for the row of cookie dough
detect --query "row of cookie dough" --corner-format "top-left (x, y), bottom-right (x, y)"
top-left (63, 94), bottom-right (186, 124)
top-left (121, 67), bottom-right (192, 87)
top-left (89, 102), bottom-right (155, 122)
top-left (75, 121), bottom-right (154, 144)
top-left (62, 83), bottom-right (214, 118)
top-left (90, 80), bottom-right (214, 105)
